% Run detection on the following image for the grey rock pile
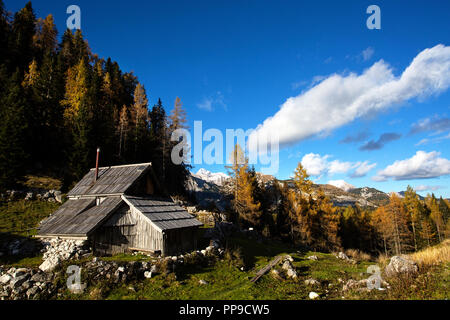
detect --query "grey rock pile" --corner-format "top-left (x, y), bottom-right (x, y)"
top-left (1, 189), bottom-right (62, 203)
top-left (0, 267), bottom-right (55, 300)
top-left (39, 239), bottom-right (90, 272)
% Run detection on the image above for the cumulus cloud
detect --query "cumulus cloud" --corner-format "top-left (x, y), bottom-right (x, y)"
top-left (301, 153), bottom-right (330, 176)
top-left (249, 45), bottom-right (450, 151)
top-left (301, 153), bottom-right (376, 178)
top-left (359, 132), bottom-right (402, 151)
top-left (373, 150), bottom-right (450, 181)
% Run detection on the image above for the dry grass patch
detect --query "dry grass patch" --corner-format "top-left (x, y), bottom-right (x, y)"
top-left (409, 239), bottom-right (450, 267)
top-left (345, 249), bottom-right (372, 262)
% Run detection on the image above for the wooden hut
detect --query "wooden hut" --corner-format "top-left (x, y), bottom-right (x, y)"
top-left (37, 163), bottom-right (202, 256)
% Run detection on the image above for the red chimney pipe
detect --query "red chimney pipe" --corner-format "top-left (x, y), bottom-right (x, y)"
top-left (95, 148), bottom-right (100, 182)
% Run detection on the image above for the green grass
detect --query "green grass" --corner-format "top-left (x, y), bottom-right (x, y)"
top-left (61, 236), bottom-right (447, 301)
top-left (0, 199), bottom-right (59, 266)
top-left (0, 200), bottom-right (60, 239)
top-left (57, 236), bottom-right (381, 300)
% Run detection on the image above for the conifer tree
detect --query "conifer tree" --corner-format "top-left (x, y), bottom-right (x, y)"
top-left (227, 145), bottom-right (262, 229)
top-left (169, 97), bottom-right (188, 131)
top-left (0, 0), bottom-right (10, 66)
top-left (293, 163), bottom-right (312, 194)
top-left (10, 2), bottom-right (35, 72)
top-left (0, 70), bottom-right (29, 190)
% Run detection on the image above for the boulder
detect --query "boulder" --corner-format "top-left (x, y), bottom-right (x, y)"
top-left (39, 256), bottom-right (61, 272)
top-left (144, 271), bottom-right (153, 279)
top-left (385, 256), bottom-right (418, 277)
top-left (305, 279), bottom-right (320, 286)
top-left (307, 255), bottom-right (318, 261)
top-left (199, 280), bottom-right (208, 285)
top-left (0, 274), bottom-right (12, 285)
top-left (309, 292), bottom-right (320, 300)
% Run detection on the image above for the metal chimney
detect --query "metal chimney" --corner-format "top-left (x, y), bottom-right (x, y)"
top-left (95, 148), bottom-right (100, 182)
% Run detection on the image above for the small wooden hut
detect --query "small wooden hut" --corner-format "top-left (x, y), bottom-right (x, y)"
top-left (37, 163), bottom-right (202, 256)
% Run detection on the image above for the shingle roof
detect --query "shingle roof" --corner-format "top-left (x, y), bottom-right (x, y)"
top-left (67, 163), bottom-right (152, 197)
top-left (38, 197), bottom-right (123, 236)
top-left (123, 196), bottom-right (203, 231)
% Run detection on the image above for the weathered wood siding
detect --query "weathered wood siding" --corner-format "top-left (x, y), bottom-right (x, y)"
top-left (131, 206), bottom-right (164, 253)
top-left (92, 204), bottom-right (200, 256)
top-left (91, 204), bottom-right (136, 255)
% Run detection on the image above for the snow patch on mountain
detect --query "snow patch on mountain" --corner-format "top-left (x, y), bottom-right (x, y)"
top-left (193, 169), bottom-right (230, 186)
top-left (327, 180), bottom-right (355, 192)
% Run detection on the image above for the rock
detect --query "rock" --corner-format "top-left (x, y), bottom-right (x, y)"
top-left (0, 274), bottom-right (12, 285)
top-left (281, 260), bottom-right (292, 271)
top-left (308, 255), bottom-right (318, 261)
top-left (25, 192), bottom-right (35, 201)
top-left (281, 260), bottom-right (297, 279)
top-left (305, 279), bottom-right (320, 286)
top-left (144, 271), bottom-right (152, 279)
top-left (21, 280), bottom-right (32, 290)
top-left (286, 268), bottom-right (297, 279)
top-left (385, 256), bottom-right (418, 277)
top-left (309, 292), bottom-right (320, 300)
top-left (10, 275), bottom-right (28, 288)
top-left (26, 286), bottom-right (39, 299)
top-left (337, 252), bottom-right (349, 260)
top-left (54, 191), bottom-right (62, 203)
top-left (284, 255), bottom-right (294, 262)
top-left (150, 265), bottom-right (158, 273)
top-left (199, 280), bottom-right (208, 285)
top-left (13, 268), bottom-right (28, 278)
top-left (270, 269), bottom-right (281, 279)
top-left (39, 256), bottom-right (61, 272)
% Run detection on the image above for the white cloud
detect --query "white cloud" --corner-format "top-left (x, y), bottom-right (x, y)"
top-left (414, 185), bottom-right (444, 192)
top-left (249, 45), bottom-right (450, 150)
top-left (328, 180), bottom-right (356, 192)
top-left (197, 91), bottom-right (227, 112)
top-left (362, 47), bottom-right (375, 61)
top-left (301, 153), bottom-right (376, 178)
top-left (373, 150), bottom-right (450, 181)
top-left (197, 98), bottom-right (213, 111)
top-left (351, 161), bottom-right (377, 178)
top-left (415, 132), bottom-right (450, 146)
top-left (301, 153), bottom-right (330, 176)
top-left (328, 160), bottom-right (354, 175)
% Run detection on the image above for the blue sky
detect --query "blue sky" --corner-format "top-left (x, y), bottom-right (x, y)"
top-left (6, 0), bottom-right (450, 197)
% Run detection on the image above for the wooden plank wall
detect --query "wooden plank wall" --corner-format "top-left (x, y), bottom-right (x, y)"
top-left (92, 205), bottom-right (200, 256)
